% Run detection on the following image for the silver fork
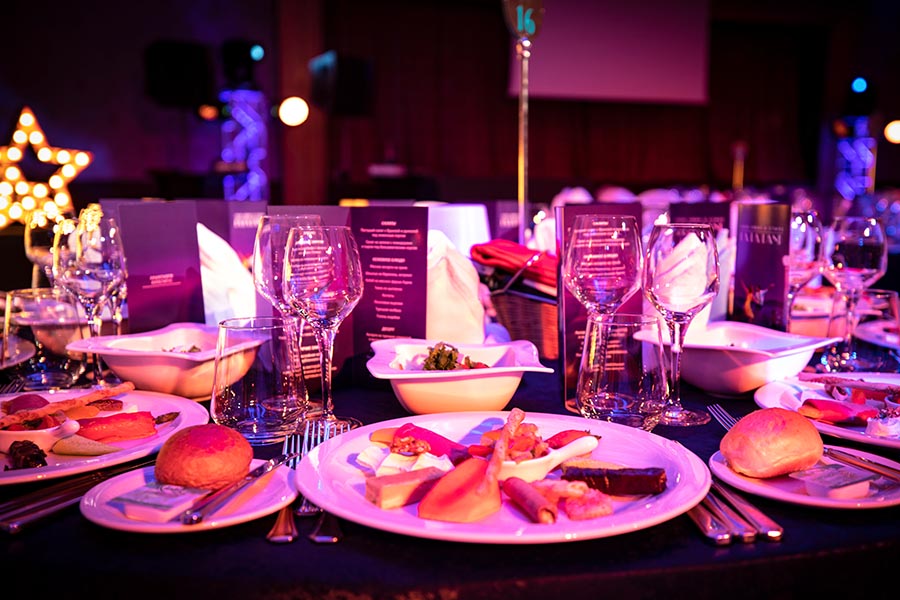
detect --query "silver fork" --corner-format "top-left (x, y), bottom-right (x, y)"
top-left (706, 403), bottom-right (784, 541)
top-left (0, 378), bottom-right (26, 394)
top-left (708, 404), bottom-right (738, 431)
top-left (296, 419), bottom-right (350, 516)
top-left (266, 432), bottom-right (303, 543)
top-left (304, 419), bottom-right (351, 544)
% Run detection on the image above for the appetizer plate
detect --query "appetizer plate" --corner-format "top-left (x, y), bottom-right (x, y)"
top-left (0, 335), bottom-right (37, 370)
top-left (754, 374), bottom-right (900, 450)
top-left (366, 338), bottom-right (554, 414)
top-left (80, 460), bottom-right (297, 533)
top-left (0, 389), bottom-right (209, 485)
top-left (295, 411), bottom-right (710, 544)
top-left (854, 319), bottom-right (899, 350)
top-left (709, 445), bottom-right (900, 509)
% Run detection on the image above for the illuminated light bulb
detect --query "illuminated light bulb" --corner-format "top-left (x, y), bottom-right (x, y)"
top-left (0, 196), bottom-right (8, 208)
top-left (56, 150), bottom-right (71, 163)
top-left (197, 104), bottom-right (219, 121)
top-left (15, 180), bottom-right (30, 195)
top-left (74, 152), bottom-right (90, 166)
top-left (37, 147), bottom-right (53, 161)
top-left (44, 202), bottom-right (59, 218)
top-left (33, 183), bottom-right (48, 198)
top-left (5, 166), bottom-right (21, 180)
top-left (884, 120), bottom-right (900, 144)
top-left (21, 196), bottom-right (36, 210)
top-left (19, 112), bottom-right (34, 127)
top-left (61, 164), bottom-right (75, 178)
top-left (9, 203), bottom-right (23, 220)
top-left (29, 131), bottom-right (44, 145)
top-left (278, 96), bottom-right (309, 127)
top-left (0, 182), bottom-right (11, 195)
top-left (7, 147), bottom-right (22, 162)
top-left (55, 192), bottom-right (70, 206)
top-left (0, 214), bottom-right (7, 228)
top-left (12, 130), bottom-right (27, 144)
top-left (48, 175), bottom-right (63, 189)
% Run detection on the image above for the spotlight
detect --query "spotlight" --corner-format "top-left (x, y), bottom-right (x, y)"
top-left (278, 97), bottom-right (309, 127)
top-left (851, 77), bottom-right (868, 93)
top-left (885, 120), bottom-right (900, 144)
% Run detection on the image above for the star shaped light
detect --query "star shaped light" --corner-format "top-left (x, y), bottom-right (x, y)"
top-left (0, 106), bottom-right (92, 228)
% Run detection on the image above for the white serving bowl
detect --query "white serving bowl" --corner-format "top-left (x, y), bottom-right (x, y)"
top-left (637, 321), bottom-right (841, 397)
top-left (366, 338), bottom-right (554, 414)
top-left (66, 322), bottom-right (260, 400)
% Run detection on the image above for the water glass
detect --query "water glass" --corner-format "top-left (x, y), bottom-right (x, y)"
top-left (576, 313), bottom-right (668, 431)
top-left (823, 288), bottom-right (900, 372)
top-left (4, 287), bottom-right (87, 390)
top-left (210, 316), bottom-right (308, 446)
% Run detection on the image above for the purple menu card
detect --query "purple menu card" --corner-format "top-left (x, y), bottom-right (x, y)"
top-left (729, 201), bottom-right (791, 330)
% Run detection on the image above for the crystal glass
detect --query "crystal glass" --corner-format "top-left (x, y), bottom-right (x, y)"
top-left (282, 225), bottom-right (363, 432)
top-left (252, 213), bottom-right (322, 415)
top-left (51, 214), bottom-right (127, 386)
top-left (563, 214), bottom-right (643, 317)
top-left (785, 209), bottom-right (824, 331)
top-left (643, 223), bottom-right (719, 427)
top-left (24, 211), bottom-right (69, 288)
top-left (821, 216), bottom-right (888, 371)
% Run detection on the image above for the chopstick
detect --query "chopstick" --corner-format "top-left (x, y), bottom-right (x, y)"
top-left (0, 456), bottom-right (156, 534)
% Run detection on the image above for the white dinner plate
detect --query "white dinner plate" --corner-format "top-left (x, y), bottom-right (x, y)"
top-left (855, 319), bottom-right (899, 350)
top-left (754, 375), bottom-right (900, 450)
top-left (0, 335), bottom-right (37, 369)
top-left (80, 460), bottom-right (297, 533)
top-left (710, 445), bottom-right (900, 509)
top-left (0, 389), bottom-right (209, 485)
top-left (295, 412), bottom-right (710, 544)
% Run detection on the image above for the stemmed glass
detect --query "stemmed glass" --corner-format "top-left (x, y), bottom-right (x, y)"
top-left (252, 213), bottom-right (323, 413)
top-left (51, 214), bottom-right (127, 386)
top-left (563, 214), bottom-right (643, 317)
top-left (821, 216), bottom-right (888, 371)
top-left (643, 223), bottom-right (719, 427)
top-left (24, 211), bottom-right (69, 288)
top-left (563, 214), bottom-right (643, 420)
top-left (282, 225), bottom-right (363, 432)
top-left (785, 210), bottom-right (824, 331)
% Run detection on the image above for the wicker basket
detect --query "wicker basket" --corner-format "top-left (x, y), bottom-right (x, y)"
top-left (491, 289), bottom-right (559, 360)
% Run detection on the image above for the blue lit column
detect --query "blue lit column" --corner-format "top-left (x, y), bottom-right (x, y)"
top-left (220, 88), bottom-right (269, 202)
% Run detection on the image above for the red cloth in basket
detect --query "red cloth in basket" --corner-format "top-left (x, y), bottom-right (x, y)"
top-left (470, 239), bottom-right (558, 288)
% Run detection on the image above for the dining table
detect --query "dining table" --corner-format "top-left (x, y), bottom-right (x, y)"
top-left (2, 357), bottom-right (898, 600)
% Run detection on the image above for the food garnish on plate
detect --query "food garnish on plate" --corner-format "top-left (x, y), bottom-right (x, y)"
top-left (794, 373), bottom-right (900, 435)
top-left (411, 341), bottom-right (489, 371)
top-left (355, 408), bottom-right (667, 525)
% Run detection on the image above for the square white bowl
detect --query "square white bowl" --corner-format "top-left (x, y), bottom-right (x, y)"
top-left (66, 322), bottom-right (260, 400)
top-left (636, 321), bottom-right (841, 397)
top-left (366, 338), bottom-right (553, 414)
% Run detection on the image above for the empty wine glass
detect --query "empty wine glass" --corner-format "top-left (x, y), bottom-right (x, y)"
top-left (643, 223), bottom-right (719, 427)
top-left (51, 214), bottom-right (127, 386)
top-left (563, 214), bottom-right (643, 317)
top-left (785, 210), bottom-right (824, 331)
top-left (821, 216), bottom-right (888, 371)
top-left (252, 213), bottom-right (323, 414)
top-left (24, 210), bottom-right (70, 288)
top-left (282, 225), bottom-right (363, 432)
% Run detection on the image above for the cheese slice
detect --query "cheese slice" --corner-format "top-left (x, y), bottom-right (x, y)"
top-left (365, 466), bottom-right (446, 510)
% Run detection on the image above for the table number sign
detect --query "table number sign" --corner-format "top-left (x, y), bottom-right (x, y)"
top-left (729, 201), bottom-right (791, 331)
top-left (667, 201), bottom-right (731, 236)
top-left (557, 202), bottom-right (644, 405)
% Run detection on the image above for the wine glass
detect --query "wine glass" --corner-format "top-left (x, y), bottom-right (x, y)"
top-left (282, 225), bottom-right (363, 432)
top-left (252, 213), bottom-right (323, 413)
top-left (643, 223), bottom-right (719, 427)
top-left (51, 214), bottom-right (127, 386)
top-left (785, 210), bottom-right (824, 332)
top-left (562, 214), bottom-right (643, 317)
top-left (24, 211), bottom-right (70, 288)
top-left (821, 216), bottom-right (888, 371)
top-left (82, 203), bottom-right (128, 336)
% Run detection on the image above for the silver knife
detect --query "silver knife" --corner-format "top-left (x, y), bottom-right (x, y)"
top-left (711, 480), bottom-right (784, 542)
top-left (702, 492), bottom-right (757, 543)
top-left (686, 502), bottom-right (732, 545)
top-left (824, 447), bottom-right (900, 483)
top-left (181, 453), bottom-right (298, 525)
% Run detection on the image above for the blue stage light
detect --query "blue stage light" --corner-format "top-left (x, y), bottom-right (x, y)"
top-left (851, 77), bottom-right (868, 93)
top-left (250, 44), bottom-right (264, 62)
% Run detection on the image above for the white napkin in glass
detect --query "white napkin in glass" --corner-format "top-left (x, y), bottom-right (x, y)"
top-left (196, 223), bottom-right (257, 325)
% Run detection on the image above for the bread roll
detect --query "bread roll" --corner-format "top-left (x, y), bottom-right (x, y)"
top-left (720, 407), bottom-right (823, 478)
top-left (155, 424), bottom-right (253, 490)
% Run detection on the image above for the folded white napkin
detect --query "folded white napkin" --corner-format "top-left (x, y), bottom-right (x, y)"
top-left (196, 223), bottom-right (257, 325)
top-left (427, 230), bottom-right (493, 344)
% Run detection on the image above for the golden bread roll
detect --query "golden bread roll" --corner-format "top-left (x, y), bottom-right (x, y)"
top-left (719, 408), bottom-right (823, 479)
top-left (155, 424), bottom-right (253, 490)
top-left (720, 407), bottom-right (823, 478)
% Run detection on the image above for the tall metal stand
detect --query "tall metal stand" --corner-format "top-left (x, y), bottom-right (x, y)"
top-left (516, 38), bottom-right (532, 245)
